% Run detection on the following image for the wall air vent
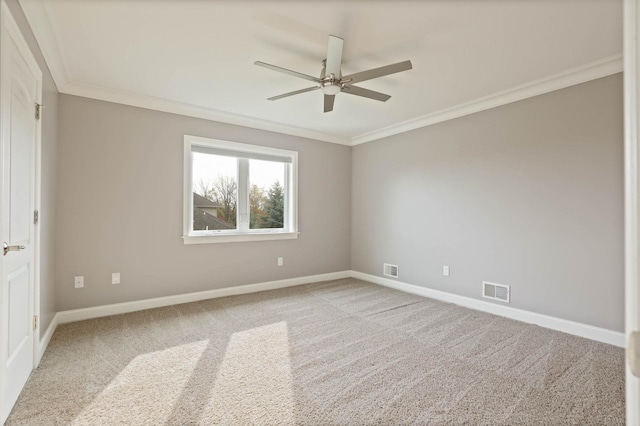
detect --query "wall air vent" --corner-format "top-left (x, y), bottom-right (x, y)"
top-left (383, 263), bottom-right (399, 278)
top-left (482, 281), bottom-right (510, 303)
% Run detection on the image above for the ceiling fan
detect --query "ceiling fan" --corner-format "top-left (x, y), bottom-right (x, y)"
top-left (255, 35), bottom-right (412, 113)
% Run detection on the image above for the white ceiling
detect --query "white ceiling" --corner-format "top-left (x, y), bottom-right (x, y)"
top-left (20, 0), bottom-right (622, 145)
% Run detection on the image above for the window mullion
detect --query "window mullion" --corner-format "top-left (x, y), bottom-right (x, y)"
top-left (237, 158), bottom-right (250, 232)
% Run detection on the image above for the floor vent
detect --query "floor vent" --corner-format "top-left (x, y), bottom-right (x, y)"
top-left (482, 281), bottom-right (510, 303)
top-left (383, 263), bottom-right (399, 278)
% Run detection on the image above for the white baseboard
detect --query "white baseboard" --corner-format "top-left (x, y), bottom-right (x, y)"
top-left (40, 268), bottom-right (623, 365)
top-left (38, 312), bottom-right (59, 365)
top-left (351, 271), bottom-right (625, 348)
top-left (56, 270), bottom-right (351, 325)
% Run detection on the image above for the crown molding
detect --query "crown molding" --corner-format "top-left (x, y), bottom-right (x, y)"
top-left (351, 54), bottom-right (623, 145)
top-left (18, 0), bottom-right (68, 90)
top-left (18, 0), bottom-right (349, 145)
top-left (18, 0), bottom-right (622, 146)
top-left (60, 81), bottom-right (351, 145)
top-left (54, 56), bottom-right (626, 147)
top-left (56, 58), bottom-right (624, 147)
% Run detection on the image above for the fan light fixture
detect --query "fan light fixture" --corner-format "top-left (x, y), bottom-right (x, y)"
top-left (255, 35), bottom-right (412, 113)
top-left (321, 79), bottom-right (341, 96)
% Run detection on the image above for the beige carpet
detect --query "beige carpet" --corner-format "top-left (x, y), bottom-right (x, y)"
top-left (6, 278), bottom-right (625, 425)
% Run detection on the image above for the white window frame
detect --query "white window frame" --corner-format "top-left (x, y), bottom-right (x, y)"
top-left (183, 135), bottom-right (299, 244)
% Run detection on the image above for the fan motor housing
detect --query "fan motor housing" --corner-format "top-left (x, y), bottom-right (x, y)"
top-left (255, 35), bottom-right (412, 112)
top-left (321, 77), bottom-right (342, 95)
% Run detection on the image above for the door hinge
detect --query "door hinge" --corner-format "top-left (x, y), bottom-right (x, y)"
top-left (33, 315), bottom-right (38, 330)
top-left (34, 210), bottom-right (39, 225)
top-left (35, 103), bottom-right (44, 120)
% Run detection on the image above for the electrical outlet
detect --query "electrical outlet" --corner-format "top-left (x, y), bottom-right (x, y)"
top-left (74, 276), bottom-right (84, 289)
top-left (112, 273), bottom-right (120, 285)
top-left (443, 266), bottom-right (450, 277)
top-left (277, 257), bottom-right (284, 267)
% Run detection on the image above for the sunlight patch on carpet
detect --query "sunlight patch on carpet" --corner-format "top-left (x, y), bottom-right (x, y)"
top-left (202, 321), bottom-right (295, 424)
top-left (70, 340), bottom-right (209, 425)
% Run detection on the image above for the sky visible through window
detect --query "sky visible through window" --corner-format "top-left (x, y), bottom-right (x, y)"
top-left (192, 153), bottom-right (283, 191)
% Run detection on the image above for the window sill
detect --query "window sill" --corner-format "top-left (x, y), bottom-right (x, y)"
top-left (182, 231), bottom-right (299, 245)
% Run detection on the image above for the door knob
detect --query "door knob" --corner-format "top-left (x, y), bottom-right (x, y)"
top-left (3, 242), bottom-right (25, 256)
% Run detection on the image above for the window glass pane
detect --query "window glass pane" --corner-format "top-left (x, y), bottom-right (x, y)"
top-left (192, 152), bottom-right (237, 230)
top-left (249, 159), bottom-right (285, 229)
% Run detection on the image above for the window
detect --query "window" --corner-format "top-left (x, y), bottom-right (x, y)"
top-left (183, 135), bottom-right (298, 244)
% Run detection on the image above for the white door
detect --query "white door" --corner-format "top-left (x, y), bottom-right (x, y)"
top-left (0, 3), bottom-right (40, 423)
top-left (626, 0), bottom-right (640, 424)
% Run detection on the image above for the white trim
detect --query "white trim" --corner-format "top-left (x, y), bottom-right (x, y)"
top-left (37, 312), bottom-right (57, 364)
top-left (183, 232), bottom-right (299, 244)
top-left (351, 55), bottom-right (623, 145)
top-left (16, 0), bottom-right (65, 88)
top-left (62, 58), bottom-right (623, 147)
top-left (56, 271), bottom-right (351, 324)
top-left (187, 134), bottom-right (298, 161)
top-left (32, 62), bottom-right (42, 370)
top-left (183, 137), bottom-right (193, 241)
top-left (3, 2), bottom-right (41, 81)
top-left (61, 81), bottom-right (351, 146)
top-left (0, 2), bottom-right (43, 422)
top-left (33, 270), bottom-right (625, 365)
top-left (624, 0), bottom-right (640, 422)
top-left (15, 0), bottom-right (623, 147)
top-left (351, 271), bottom-right (625, 348)
top-left (0, 4), bottom-right (5, 421)
top-left (3, 0), bottom-right (45, 370)
top-left (183, 135), bottom-right (299, 243)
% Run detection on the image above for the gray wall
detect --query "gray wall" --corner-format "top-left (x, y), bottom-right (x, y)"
top-left (17, 5), bottom-right (622, 333)
top-left (6, 0), bottom-right (58, 338)
top-left (56, 95), bottom-right (351, 311)
top-left (352, 74), bottom-right (624, 332)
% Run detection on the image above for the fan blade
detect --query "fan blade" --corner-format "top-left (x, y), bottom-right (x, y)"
top-left (324, 94), bottom-right (335, 113)
top-left (342, 60), bottom-right (412, 85)
top-left (325, 35), bottom-right (344, 78)
top-left (342, 85), bottom-right (391, 102)
top-left (255, 61), bottom-right (320, 83)
top-left (267, 86), bottom-right (319, 101)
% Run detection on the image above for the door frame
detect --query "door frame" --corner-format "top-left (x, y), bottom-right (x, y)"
top-left (625, 0), bottom-right (640, 424)
top-left (0, 0), bottom-right (43, 416)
